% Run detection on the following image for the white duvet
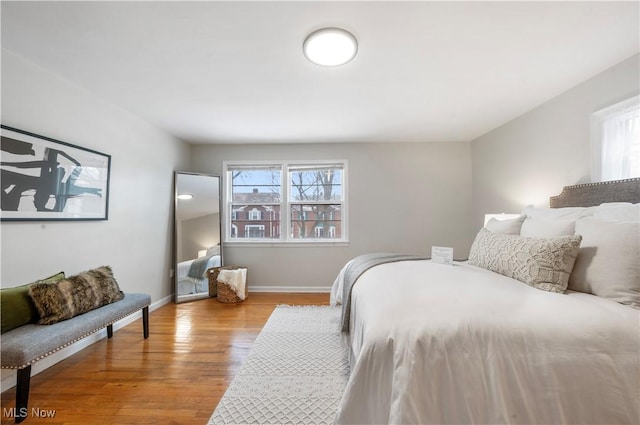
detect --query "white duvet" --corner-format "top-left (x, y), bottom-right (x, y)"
top-left (332, 260), bottom-right (640, 424)
top-left (176, 255), bottom-right (221, 295)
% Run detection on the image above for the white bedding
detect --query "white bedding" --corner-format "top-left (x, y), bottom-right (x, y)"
top-left (176, 255), bottom-right (221, 295)
top-left (332, 260), bottom-right (640, 424)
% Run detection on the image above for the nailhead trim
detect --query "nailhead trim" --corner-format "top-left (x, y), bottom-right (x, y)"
top-left (553, 177), bottom-right (640, 191)
top-left (1, 305), bottom-right (149, 370)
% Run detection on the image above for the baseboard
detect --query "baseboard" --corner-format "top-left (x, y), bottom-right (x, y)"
top-left (0, 294), bottom-right (172, 393)
top-left (248, 285), bottom-right (331, 293)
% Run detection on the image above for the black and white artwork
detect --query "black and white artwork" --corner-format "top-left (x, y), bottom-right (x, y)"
top-left (1, 125), bottom-right (111, 221)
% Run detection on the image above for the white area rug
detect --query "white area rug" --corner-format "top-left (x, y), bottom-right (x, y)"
top-left (208, 306), bottom-right (349, 425)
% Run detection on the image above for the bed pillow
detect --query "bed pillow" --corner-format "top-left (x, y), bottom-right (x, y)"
top-left (521, 205), bottom-right (595, 220)
top-left (593, 203), bottom-right (639, 222)
top-left (206, 245), bottom-right (221, 256)
top-left (0, 271), bottom-right (65, 333)
top-left (568, 217), bottom-right (640, 307)
top-left (29, 266), bottom-right (124, 325)
top-left (520, 217), bottom-right (575, 238)
top-left (469, 228), bottom-right (582, 293)
top-left (485, 216), bottom-right (525, 235)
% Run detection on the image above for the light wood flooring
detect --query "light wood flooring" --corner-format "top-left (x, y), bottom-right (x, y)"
top-left (0, 293), bottom-right (329, 425)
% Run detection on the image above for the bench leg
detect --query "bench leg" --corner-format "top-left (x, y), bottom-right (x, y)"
top-left (142, 306), bottom-right (149, 339)
top-left (107, 307), bottom-right (148, 340)
top-left (15, 365), bottom-right (31, 423)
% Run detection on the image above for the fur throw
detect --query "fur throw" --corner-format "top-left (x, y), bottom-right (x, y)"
top-left (29, 266), bottom-right (124, 325)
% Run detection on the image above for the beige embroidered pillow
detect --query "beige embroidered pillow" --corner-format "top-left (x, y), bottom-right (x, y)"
top-left (469, 228), bottom-right (582, 293)
top-left (29, 266), bottom-right (124, 325)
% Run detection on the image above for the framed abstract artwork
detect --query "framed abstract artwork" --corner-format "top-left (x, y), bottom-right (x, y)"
top-left (1, 125), bottom-right (111, 221)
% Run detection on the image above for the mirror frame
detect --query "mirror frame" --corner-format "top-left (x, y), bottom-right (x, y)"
top-left (173, 171), bottom-right (223, 303)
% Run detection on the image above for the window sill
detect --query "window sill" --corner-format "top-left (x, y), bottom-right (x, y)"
top-left (223, 240), bottom-right (350, 248)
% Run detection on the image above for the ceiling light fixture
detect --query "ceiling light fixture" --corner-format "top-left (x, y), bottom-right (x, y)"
top-left (303, 28), bottom-right (358, 67)
top-left (177, 194), bottom-right (193, 200)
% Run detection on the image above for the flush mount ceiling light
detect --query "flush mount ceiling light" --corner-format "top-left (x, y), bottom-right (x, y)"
top-left (303, 28), bottom-right (358, 67)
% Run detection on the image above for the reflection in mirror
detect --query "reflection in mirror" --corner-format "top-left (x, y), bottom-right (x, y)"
top-left (174, 172), bottom-right (223, 303)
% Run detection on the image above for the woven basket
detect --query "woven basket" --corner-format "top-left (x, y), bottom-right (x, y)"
top-left (210, 266), bottom-right (248, 303)
top-left (207, 268), bottom-right (218, 297)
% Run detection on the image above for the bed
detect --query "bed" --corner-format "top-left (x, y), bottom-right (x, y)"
top-left (176, 252), bottom-right (221, 295)
top-left (330, 178), bottom-right (640, 424)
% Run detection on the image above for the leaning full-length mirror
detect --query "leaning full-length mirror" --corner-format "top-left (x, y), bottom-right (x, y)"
top-left (174, 172), bottom-right (223, 303)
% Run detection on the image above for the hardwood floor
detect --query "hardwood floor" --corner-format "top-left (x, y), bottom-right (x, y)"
top-left (1, 293), bottom-right (329, 425)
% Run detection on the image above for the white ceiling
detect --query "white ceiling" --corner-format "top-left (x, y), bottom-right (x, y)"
top-left (2, 1), bottom-right (638, 144)
top-left (176, 173), bottom-right (220, 221)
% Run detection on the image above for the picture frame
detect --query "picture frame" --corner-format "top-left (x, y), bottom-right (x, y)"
top-left (1, 125), bottom-right (111, 221)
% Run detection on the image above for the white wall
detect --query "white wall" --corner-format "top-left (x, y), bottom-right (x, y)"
top-left (0, 50), bottom-right (189, 392)
top-left (1, 49), bottom-right (190, 298)
top-left (180, 213), bottom-right (220, 262)
top-left (191, 141), bottom-right (474, 290)
top-left (471, 54), bottom-right (640, 230)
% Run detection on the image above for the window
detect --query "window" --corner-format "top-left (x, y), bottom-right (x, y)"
top-left (225, 161), bottom-right (347, 243)
top-left (245, 225), bottom-right (265, 238)
top-left (289, 164), bottom-right (344, 240)
top-left (248, 208), bottom-right (262, 220)
top-left (314, 225), bottom-right (336, 238)
top-left (592, 95), bottom-right (640, 181)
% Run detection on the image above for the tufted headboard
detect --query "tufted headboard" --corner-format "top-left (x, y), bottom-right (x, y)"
top-left (550, 178), bottom-right (640, 208)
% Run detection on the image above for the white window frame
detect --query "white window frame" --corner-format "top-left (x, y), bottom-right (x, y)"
top-left (591, 95), bottom-right (640, 181)
top-left (223, 160), bottom-right (348, 246)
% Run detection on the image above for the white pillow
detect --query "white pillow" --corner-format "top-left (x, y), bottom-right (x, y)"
top-left (520, 218), bottom-right (575, 238)
top-left (485, 216), bottom-right (525, 235)
top-left (569, 217), bottom-right (639, 307)
top-left (594, 203), bottom-right (640, 222)
top-left (521, 205), bottom-right (595, 220)
top-left (206, 245), bottom-right (221, 256)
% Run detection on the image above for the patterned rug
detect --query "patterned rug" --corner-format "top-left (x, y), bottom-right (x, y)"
top-left (208, 306), bottom-right (349, 425)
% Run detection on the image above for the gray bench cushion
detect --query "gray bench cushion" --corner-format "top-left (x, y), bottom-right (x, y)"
top-left (1, 293), bottom-right (150, 369)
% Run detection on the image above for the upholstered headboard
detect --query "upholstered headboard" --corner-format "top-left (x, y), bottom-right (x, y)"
top-left (550, 178), bottom-right (640, 208)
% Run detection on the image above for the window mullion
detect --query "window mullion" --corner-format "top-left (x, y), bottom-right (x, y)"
top-left (283, 163), bottom-right (291, 242)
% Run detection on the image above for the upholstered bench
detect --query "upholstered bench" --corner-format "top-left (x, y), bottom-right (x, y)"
top-left (0, 269), bottom-right (151, 423)
top-left (1, 292), bottom-right (150, 423)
